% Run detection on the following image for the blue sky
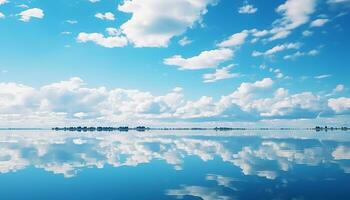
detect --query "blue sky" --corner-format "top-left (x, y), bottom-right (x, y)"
top-left (0, 0), bottom-right (350, 127)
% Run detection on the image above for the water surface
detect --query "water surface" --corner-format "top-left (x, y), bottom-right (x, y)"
top-left (0, 130), bottom-right (349, 200)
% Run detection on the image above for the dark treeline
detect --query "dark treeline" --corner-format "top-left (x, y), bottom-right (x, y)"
top-left (51, 126), bottom-right (350, 132)
top-left (314, 126), bottom-right (349, 131)
top-left (52, 126), bottom-right (150, 132)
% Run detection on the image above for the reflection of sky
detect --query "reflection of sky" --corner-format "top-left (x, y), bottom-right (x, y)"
top-left (0, 130), bottom-right (350, 199)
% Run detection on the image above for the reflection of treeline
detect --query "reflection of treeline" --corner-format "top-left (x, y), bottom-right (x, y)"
top-left (52, 126), bottom-right (150, 132)
top-left (314, 126), bottom-right (349, 131)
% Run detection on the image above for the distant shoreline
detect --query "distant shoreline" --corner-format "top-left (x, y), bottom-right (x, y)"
top-left (0, 126), bottom-right (348, 132)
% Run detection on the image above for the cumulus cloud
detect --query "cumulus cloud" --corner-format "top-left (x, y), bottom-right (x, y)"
top-left (252, 42), bottom-right (301, 57)
top-left (0, 77), bottom-right (348, 126)
top-left (328, 97), bottom-right (350, 113)
top-left (203, 64), bottom-right (239, 83)
top-left (283, 49), bottom-right (319, 60)
top-left (105, 27), bottom-right (121, 36)
top-left (260, 65), bottom-right (287, 79)
top-left (275, 0), bottom-right (316, 29)
top-left (0, 12), bottom-right (4, 19)
top-left (310, 18), bottom-right (329, 27)
top-left (18, 8), bottom-right (44, 22)
top-left (223, 78), bottom-right (273, 98)
top-left (95, 12), bottom-right (115, 21)
top-left (178, 36), bottom-right (192, 46)
top-left (163, 48), bottom-right (233, 70)
top-left (302, 30), bottom-right (313, 37)
top-left (77, 29), bottom-right (128, 48)
top-left (264, 0), bottom-right (317, 41)
top-left (250, 29), bottom-right (269, 37)
top-left (238, 4), bottom-right (258, 14)
top-left (66, 20), bottom-right (78, 24)
top-left (117, 0), bottom-right (218, 47)
top-left (251, 90), bottom-right (322, 118)
top-left (0, 82), bottom-right (38, 114)
top-left (0, 0), bottom-right (8, 5)
top-left (218, 30), bottom-right (248, 48)
top-left (333, 84), bottom-right (345, 93)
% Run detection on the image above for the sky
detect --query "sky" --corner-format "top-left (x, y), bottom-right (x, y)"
top-left (0, 0), bottom-right (350, 128)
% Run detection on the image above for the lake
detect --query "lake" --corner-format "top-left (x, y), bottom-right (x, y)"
top-left (0, 130), bottom-right (349, 200)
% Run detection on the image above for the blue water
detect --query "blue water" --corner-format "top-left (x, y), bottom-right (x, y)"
top-left (0, 130), bottom-right (349, 200)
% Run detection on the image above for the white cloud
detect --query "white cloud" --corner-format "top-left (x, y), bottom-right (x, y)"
top-left (251, 29), bottom-right (269, 37)
top-left (269, 29), bottom-right (291, 41)
top-left (89, 0), bottom-right (101, 3)
top-left (274, 69), bottom-right (284, 79)
top-left (163, 48), bottom-right (233, 70)
top-left (0, 77), bottom-right (348, 126)
top-left (314, 74), bottom-right (331, 79)
top-left (95, 12), bottom-right (115, 21)
top-left (333, 84), bottom-right (345, 93)
top-left (218, 31), bottom-right (248, 48)
top-left (66, 20), bottom-right (78, 24)
top-left (17, 4), bottom-right (29, 9)
top-left (234, 0), bottom-right (317, 42)
top-left (18, 8), bottom-right (44, 22)
top-left (328, 97), bottom-right (350, 113)
top-left (302, 30), bottom-right (313, 37)
top-left (283, 49), bottom-right (319, 60)
top-left (178, 36), bottom-right (192, 46)
top-left (310, 18), bottom-right (329, 27)
top-left (74, 112), bottom-right (89, 119)
top-left (308, 49), bottom-right (319, 56)
top-left (105, 27), bottom-right (121, 36)
top-left (77, 32), bottom-right (128, 48)
top-left (0, 82), bottom-right (37, 114)
top-left (251, 90), bottom-right (321, 118)
top-left (174, 96), bottom-right (219, 119)
top-left (216, 78), bottom-right (276, 116)
top-left (252, 42), bottom-right (301, 57)
top-left (260, 65), bottom-right (287, 79)
top-left (203, 64), bottom-right (239, 83)
top-left (117, 0), bottom-right (218, 47)
top-left (0, 0), bottom-right (8, 5)
top-left (238, 4), bottom-right (258, 14)
top-left (226, 78), bottom-right (274, 101)
top-left (0, 12), bottom-right (4, 19)
top-left (268, 0), bottom-right (316, 41)
top-left (276, 0), bottom-right (316, 29)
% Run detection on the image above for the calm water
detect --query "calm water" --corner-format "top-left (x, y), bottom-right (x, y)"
top-left (0, 130), bottom-right (349, 200)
